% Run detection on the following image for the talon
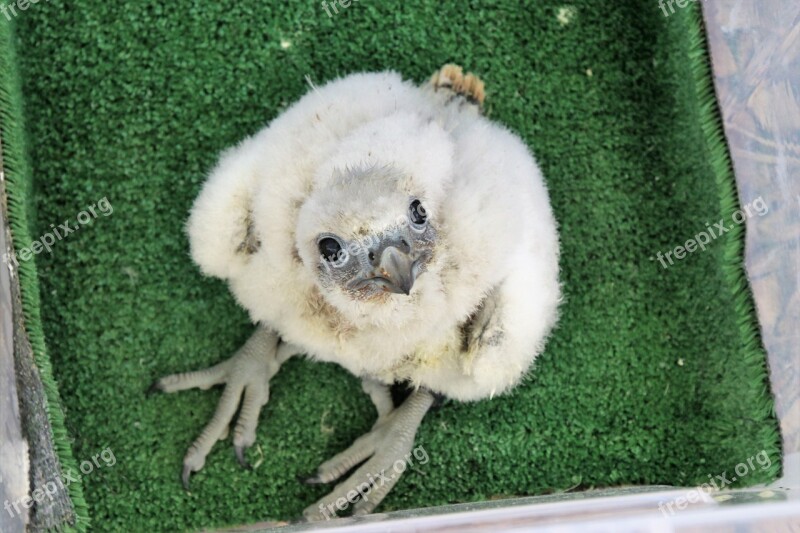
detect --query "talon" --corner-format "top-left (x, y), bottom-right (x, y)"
top-left (293, 513), bottom-right (312, 524)
top-left (181, 465), bottom-right (193, 491)
top-left (234, 446), bottom-right (251, 470)
top-left (297, 472), bottom-right (323, 485)
top-left (147, 380), bottom-right (163, 395)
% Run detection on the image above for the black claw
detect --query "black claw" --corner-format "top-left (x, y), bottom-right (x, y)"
top-left (181, 465), bottom-right (192, 491)
top-left (431, 391), bottom-right (449, 410)
top-left (297, 472), bottom-right (323, 485)
top-left (146, 380), bottom-right (163, 396)
top-left (234, 446), bottom-right (251, 470)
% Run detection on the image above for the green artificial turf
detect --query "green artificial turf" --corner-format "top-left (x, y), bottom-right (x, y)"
top-left (1, 14), bottom-right (89, 532)
top-left (3, 0), bottom-right (782, 530)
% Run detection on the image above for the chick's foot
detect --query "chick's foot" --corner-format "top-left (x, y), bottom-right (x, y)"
top-left (301, 388), bottom-right (434, 520)
top-left (150, 327), bottom-right (296, 488)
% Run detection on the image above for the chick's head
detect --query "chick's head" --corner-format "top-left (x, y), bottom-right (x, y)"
top-left (296, 164), bottom-right (440, 323)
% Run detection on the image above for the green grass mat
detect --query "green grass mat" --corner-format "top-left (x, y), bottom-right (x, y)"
top-left (1, 14), bottom-right (89, 533)
top-left (5, 0), bottom-right (781, 530)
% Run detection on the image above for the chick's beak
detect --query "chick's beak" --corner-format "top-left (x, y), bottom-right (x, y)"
top-left (347, 244), bottom-right (419, 296)
top-left (376, 246), bottom-right (415, 295)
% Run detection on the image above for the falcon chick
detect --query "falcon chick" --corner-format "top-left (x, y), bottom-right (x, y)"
top-left (152, 64), bottom-right (561, 520)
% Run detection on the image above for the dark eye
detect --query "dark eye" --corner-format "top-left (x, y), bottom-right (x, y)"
top-left (409, 200), bottom-right (427, 226)
top-left (318, 237), bottom-right (344, 263)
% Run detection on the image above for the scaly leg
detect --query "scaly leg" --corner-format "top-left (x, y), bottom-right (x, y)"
top-left (150, 325), bottom-right (299, 488)
top-left (301, 387), bottom-right (434, 520)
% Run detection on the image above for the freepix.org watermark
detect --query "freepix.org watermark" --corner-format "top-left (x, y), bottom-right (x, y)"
top-left (658, 449), bottom-right (772, 517)
top-left (3, 447), bottom-right (116, 519)
top-left (316, 445), bottom-right (429, 519)
top-left (658, 0), bottom-right (708, 18)
top-left (3, 197), bottom-right (113, 267)
top-left (321, 0), bottom-right (361, 18)
top-left (319, 204), bottom-right (427, 273)
top-left (651, 196), bottom-right (768, 269)
top-left (0, 0), bottom-right (48, 21)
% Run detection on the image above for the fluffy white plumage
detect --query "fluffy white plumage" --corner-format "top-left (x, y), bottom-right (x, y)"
top-left (187, 69), bottom-right (560, 401)
top-left (155, 66), bottom-right (561, 518)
